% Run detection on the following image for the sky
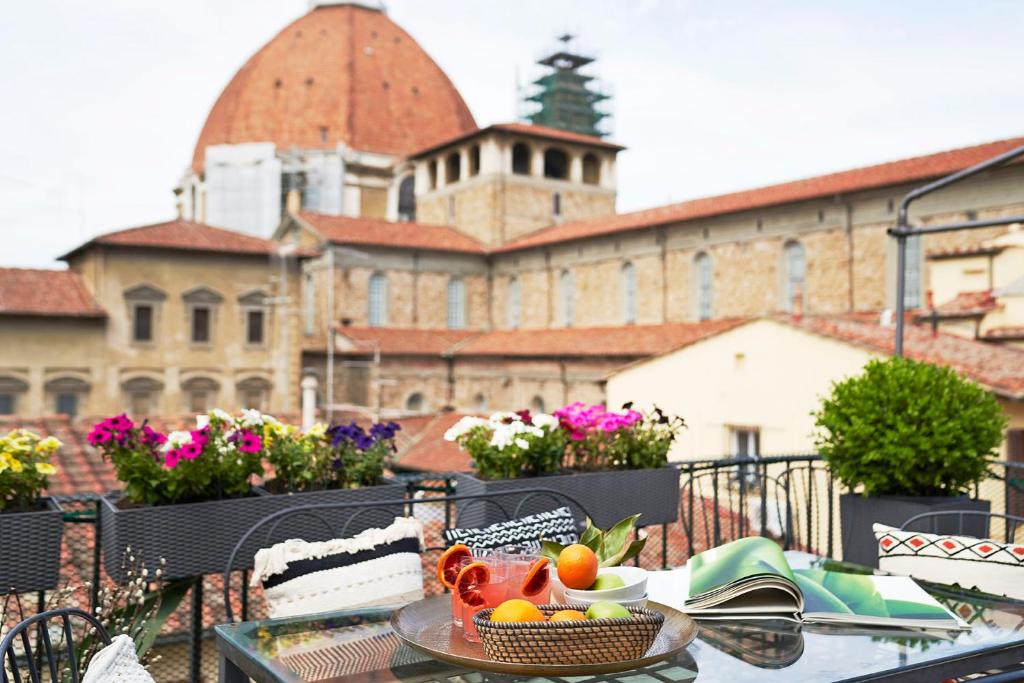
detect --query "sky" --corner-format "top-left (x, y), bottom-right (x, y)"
top-left (2, 0), bottom-right (1023, 268)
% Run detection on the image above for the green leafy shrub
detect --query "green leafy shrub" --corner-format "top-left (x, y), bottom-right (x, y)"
top-left (813, 357), bottom-right (1005, 497)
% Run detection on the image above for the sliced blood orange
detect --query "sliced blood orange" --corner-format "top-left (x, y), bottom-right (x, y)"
top-left (455, 561), bottom-right (491, 608)
top-left (436, 544), bottom-right (472, 590)
top-left (520, 557), bottom-right (550, 597)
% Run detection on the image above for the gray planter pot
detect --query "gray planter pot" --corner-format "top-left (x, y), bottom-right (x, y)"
top-left (101, 480), bottom-right (406, 581)
top-left (0, 498), bottom-right (63, 592)
top-left (453, 467), bottom-right (680, 530)
top-left (840, 493), bottom-right (991, 568)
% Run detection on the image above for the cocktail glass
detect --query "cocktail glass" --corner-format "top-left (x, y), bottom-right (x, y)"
top-left (494, 545), bottom-right (551, 605)
top-left (460, 556), bottom-right (509, 643)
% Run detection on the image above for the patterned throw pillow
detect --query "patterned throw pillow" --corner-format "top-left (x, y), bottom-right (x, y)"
top-left (874, 523), bottom-right (1024, 600)
top-left (82, 634), bottom-right (155, 683)
top-left (443, 507), bottom-right (579, 551)
top-left (250, 517), bottom-right (425, 619)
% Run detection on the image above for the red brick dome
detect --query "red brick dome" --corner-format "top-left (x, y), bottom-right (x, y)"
top-left (191, 3), bottom-right (476, 173)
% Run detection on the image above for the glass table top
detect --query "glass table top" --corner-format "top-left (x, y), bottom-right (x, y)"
top-left (215, 553), bottom-right (1024, 682)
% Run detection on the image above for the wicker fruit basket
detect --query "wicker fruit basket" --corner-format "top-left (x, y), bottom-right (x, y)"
top-left (473, 604), bottom-right (664, 665)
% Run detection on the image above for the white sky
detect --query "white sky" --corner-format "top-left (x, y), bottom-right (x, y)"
top-left (2, 0), bottom-right (1023, 268)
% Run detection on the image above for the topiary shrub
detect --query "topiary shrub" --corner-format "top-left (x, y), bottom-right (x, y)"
top-left (813, 356), bottom-right (1005, 497)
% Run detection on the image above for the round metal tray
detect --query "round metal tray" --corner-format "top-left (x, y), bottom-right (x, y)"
top-left (391, 595), bottom-right (697, 676)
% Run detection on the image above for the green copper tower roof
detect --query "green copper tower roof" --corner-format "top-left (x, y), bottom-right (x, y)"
top-left (524, 34), bottom-right (611, 138)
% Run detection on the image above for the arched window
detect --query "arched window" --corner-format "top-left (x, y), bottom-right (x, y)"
top-left (469, 145), bottom-right (481, 176)
top-left (182, 376), bottom-right (219, 414)
top-left (904, 234), bottom-right (923, 308)
top-left (582, 153), bottom-right (601, 185)
top-left (507, 277), bottom-right (521, 329)
top-left (622, 262), bottom-right (637, 324)
top-left (512, 143), bottom-right (531, 175)
top-left (397, 175), bottom-right (415, 221)
top-left (446, 152), bottom-right (461, 184)
top-left (559, 270), bottom-right (574, 327)
top-left (428, 159), bottom-right (438, 189)
top-left (406, 392), bottom-right (425, 413)
top-left (783, 241), bottom-right (806, 312)
top-left (447, 277), bottom-right (466, 329)
top-left (46, 377), bottom-right (90, 418)
top-left (543, 148), bottom-right (569, 179)
top-left (530, 395), bottom-right (546, 414)
top-left (122, 376), bottom-right (163, 418)
top-left (695, 252), bottom-right (713, 320)
top-left (237, 377), bottom-right (272, 412)
top-left (368, 272), bottom-right (388, 327)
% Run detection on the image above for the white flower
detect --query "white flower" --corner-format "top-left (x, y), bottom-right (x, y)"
top-left (514, 438), bottom-right (529, 449)
top-left (240, 409), bottom-right (265, 427)
top-left (488, 411), bottom-right (520, 426)
top-left (209, 408), bottom-right (232, 423)
top-left (195, 415), bottom-right (210, 429)
top-left (444, 416), bottom-right (487, 441)
top-left (163, 431), bottom-right (192, 451)
top-left (532, 413), bottom-right (559, 430)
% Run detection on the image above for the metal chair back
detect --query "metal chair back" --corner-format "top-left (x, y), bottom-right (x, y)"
top-left (221, 486), bottom-right (594, 622)
top-left (899, 510), bottom-right (1024, 543)
top-left (0, 608), bottom-right (111, 683)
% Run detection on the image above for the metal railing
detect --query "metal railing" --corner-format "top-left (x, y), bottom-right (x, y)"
top-left (4, 456), bottom-right (1022, 681)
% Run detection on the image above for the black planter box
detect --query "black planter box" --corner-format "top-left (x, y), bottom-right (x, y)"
top-left (0, 498), bottom-right (64, 593)
top-left (840, 493), bottom-right (991, 568)
top-left (100, 480), bottom-right (406, 581)
top-left (453, 467), bottom-right (680, 530)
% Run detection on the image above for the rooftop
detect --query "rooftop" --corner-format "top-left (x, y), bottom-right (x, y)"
top-left (0, 268), bottom-right (105, 318)
top-left (408, 121), bottom-right (625, 158)
top-left (60, 219), bottom-right (285, 261)
top-left (495, 136), bottom-right (1024, 252)
top-left (926, 290), bottom-right (1000, 319)
top-left (298, 212), bottom-right (487, 254)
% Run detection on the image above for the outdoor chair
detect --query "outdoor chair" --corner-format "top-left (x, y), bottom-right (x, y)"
top-left (0, 608), bottom-right (110, 683)
top-left (221, 486), bottom-right (593, 622)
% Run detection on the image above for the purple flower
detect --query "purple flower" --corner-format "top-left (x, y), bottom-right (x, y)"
top-left (87, 427), bottom-right (113, 447)
top-left (140, 425), bottom-right (166, 446)
top-left (355, 435), bottom-right (374, 451)
top-left (331, 458), bottom-right (343, 471)
top-left (164, 449), bottom-right (181, 469)
top-left (238, 430), bottom-right (262, 453)
top-left (181, 441), bottom-right (202, 460)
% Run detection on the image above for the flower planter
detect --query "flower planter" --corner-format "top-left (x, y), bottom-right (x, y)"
top-left (453, 467), bottom-right (680, 530)
top-left (100, 480), bottom-right (406, 581)
top-left (0, 498), bottom-right (64, 592)
top-left (840, 493), bottom-right (991, 568)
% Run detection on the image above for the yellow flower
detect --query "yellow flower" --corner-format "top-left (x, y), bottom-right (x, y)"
top-left (35, 463), bottom-right (57, 476)
top-left (6, 455), bottom-right (23, 473)
top-left (35, 436), bottom-right (61, 454)
top-left (0, 457), bottom-right (7, 474)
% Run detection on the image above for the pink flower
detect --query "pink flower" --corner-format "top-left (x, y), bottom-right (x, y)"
top-left (108, 414), bottom-right (134, 432)
top-left (190, 427), bottom-right (209, 447)
top-left (180, 442), bottom-right (202, 460)
top-left (87, 427), bottom-right (113, 447)
top-left (238, 430), bottom-right (262, 453)
top-left (164, 449), bottom-right (181, 469)
top-left (140, 425), bottom-right (166, 446)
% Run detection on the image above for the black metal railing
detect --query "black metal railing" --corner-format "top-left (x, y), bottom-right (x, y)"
top-left (5, 456), bottom-right (1023, 680)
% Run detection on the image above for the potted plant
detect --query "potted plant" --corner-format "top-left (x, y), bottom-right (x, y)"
top-left (93, 410), bottom-right (407, 580)
top-left (0, 429), bottom-right (63, 592)
top-left (447, 404), bottom-right (685, 529)
top-left (813, 357), bottom-right (1005, 567)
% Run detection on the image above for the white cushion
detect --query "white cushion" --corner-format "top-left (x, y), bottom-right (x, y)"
top-left (82, 634), bottom-right (155, 683)
top-left (874, 523), bottom-right (1024, 600)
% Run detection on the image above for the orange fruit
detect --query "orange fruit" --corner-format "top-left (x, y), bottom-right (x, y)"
top-left (437, 544), bottom-right (472, 590)
top-left (454, 561), bottom-right (491, 608)
top-left (557, 544), bottom-right (599, 589)
top-left (489, 599), bottom-right (545, 623)
top-left (549, 609), bottom-right (587, 622)
top-left (520, 557), bottom-right (550, 597)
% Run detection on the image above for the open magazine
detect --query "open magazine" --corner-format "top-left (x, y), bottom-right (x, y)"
top-left (682, 537), bottom-right (968, 630)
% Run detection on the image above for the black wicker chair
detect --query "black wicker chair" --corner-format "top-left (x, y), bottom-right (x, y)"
top-left (0, 608), bottom-right (111, 683)
top-left (222, 486), bottom-right (594, 622)
top-left (900, 510), bottom-right (1024, 542)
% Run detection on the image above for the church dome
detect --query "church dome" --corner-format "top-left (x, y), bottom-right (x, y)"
top-left (191, 2), bottom-right (477, 173)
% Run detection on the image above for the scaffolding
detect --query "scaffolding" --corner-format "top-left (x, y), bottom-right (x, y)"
top-left (523, 34), bottom-right (611, 138)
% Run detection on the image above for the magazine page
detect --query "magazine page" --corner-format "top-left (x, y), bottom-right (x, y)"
top-left (794, 569), bottom-right (968, 630)
top-left (684, 536), bottom-right (803, 616)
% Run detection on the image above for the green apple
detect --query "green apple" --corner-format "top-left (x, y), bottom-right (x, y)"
top-left (589, 573), bottom-right (626, 591)
top-left (586, 601), bottom-right (631, 620)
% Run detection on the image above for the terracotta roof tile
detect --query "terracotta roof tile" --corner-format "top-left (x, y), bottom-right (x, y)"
top-left (454, 320), bottom-right (746, 358)
top-left (392, 412), bottom-right (473, 473)
top-left (192, 4), bottom-right (476, 173)
top-left (927, 245), bottom-right (1005, 260)
top-left (497, 136), bottom-right (1024, 252)
top-left (300, 211), bottom-right (486, 253)
top-left (983, 326), bottom-right (1024, 341)
top-left (926, 290), bottom-right (1000, 319)
top-left (0, 268), bottom-right (105, 318)
top-left (335, 326), bottom-right (479, 356)
top-left (61, 220), bottom-right (282, 260)
top-left (782, 315), bottom-right (1024, 399)
top-left (409, 122), bottom-right (624, 158)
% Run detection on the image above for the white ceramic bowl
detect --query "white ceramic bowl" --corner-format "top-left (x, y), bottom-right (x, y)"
top-left (562, 593), bottom-right (649, 610)
top-left (563, 566), bottom-right (648, 602)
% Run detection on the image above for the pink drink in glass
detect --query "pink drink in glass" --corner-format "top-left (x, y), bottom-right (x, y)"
top-left (461, 577), bottom-right (509, 643)
top-left (499, 548), bottom-right (551, 605)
